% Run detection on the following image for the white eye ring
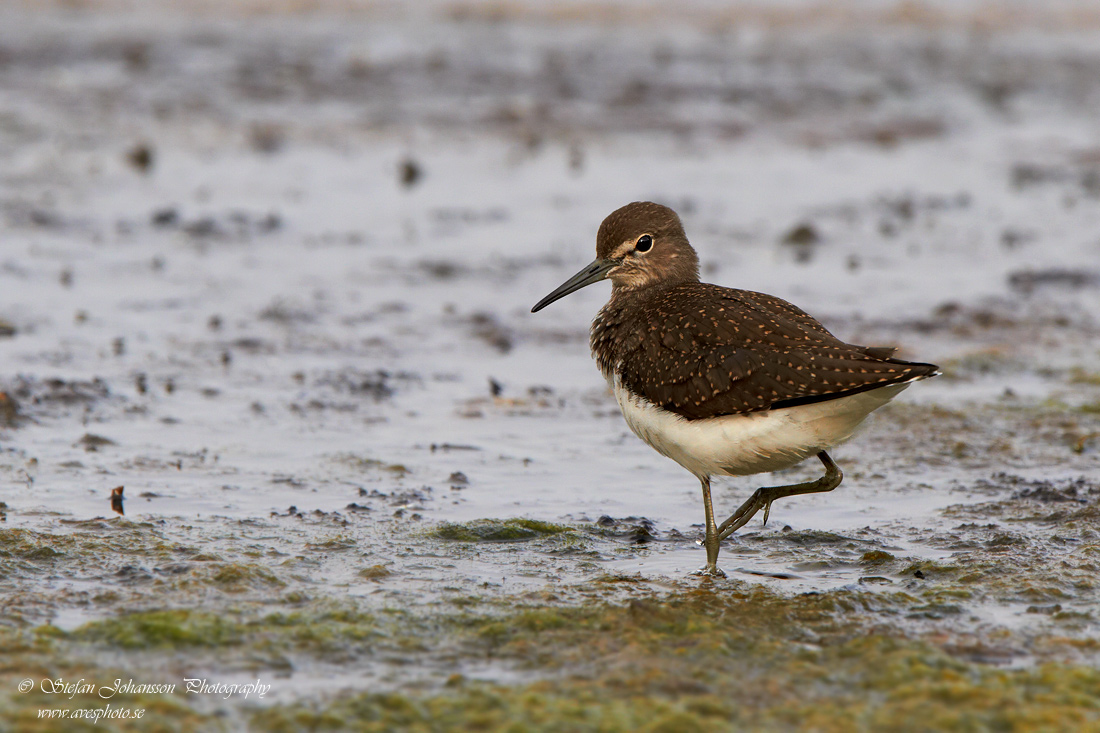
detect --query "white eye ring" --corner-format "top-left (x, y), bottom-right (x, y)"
top-left (635, 235), bottom-right (653, 253)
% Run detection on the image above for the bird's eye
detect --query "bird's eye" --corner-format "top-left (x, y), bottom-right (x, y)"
top-left (635, 235), bottom-right (653, 253)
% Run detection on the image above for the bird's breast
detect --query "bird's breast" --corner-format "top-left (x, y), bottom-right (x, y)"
top-left (590, 301), bottom-right (630, 378)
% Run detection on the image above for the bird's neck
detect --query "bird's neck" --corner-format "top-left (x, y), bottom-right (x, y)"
top-left (593, 246), bottom-right (700, 377)
top-left (608, 269), bottom-right (697, 303)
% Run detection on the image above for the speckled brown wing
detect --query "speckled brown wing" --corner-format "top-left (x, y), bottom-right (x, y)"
top-left (733, 290), bottom-right (838, 340)
top-left (615, 283), bottom-right (938, 420)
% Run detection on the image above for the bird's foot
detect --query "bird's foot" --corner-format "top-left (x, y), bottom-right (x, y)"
top-left (692, 563), bottom-right (727, 579)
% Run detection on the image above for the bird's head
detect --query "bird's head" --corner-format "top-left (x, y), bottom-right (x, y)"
top-left (531, 201), bottom-right (700, 312)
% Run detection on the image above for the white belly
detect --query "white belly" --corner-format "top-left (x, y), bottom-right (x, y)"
top-left (611, 375), bottom-right (909, 479)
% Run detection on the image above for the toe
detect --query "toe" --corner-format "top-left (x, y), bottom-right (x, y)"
top-left (692, 564), bottom-right (727, 578)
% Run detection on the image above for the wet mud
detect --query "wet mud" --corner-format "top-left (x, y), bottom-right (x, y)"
top-left (1, 1), bottom-right (1100, 729)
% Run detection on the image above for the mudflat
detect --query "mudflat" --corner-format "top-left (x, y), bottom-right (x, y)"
top-left (2, 2), bottom-right (1100, 729)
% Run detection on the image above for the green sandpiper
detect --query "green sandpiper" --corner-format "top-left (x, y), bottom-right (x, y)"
top-left (532, 201), bottom-right (939, 576)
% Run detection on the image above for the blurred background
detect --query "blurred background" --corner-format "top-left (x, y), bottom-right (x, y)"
top-left (1, 0), bottom-right (1100, 723)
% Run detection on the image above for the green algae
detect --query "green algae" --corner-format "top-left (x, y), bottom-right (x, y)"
top-left (359, 564), bottom-right (392, 580)
top-left (243, 588), bottom-right (1100, 733)
top-left (207, 563), bottom-right (287, 591)
top-left (0, 523), bottom-right (175, 563)
top-left (430, 518), bottom-right (574, 542)
top-left (860, 550), bottom-right (896, 565)
top-left (246, 661), bottom-right (1100, 733)
top-left (67, 604), bottom-right (382, 656)
top-left (74, 610), bottom-right (246, 649)
top-left (306, 535), bottom-right (358, 551)
top-left (259, 607), bottom-right (381, 656)
top-left (1068, 368), bottom-right (1100, 386)
top-left (0, 627), bottom-right (225, 732)
top-left (4, 570), bottom-right (1100, 731)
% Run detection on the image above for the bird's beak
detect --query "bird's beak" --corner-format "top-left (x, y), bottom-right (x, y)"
top-left (531, 258), bottom-right (617, 313)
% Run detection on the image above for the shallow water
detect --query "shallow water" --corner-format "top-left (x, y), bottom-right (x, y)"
top-left (1, 2), bottom-right (1100, 726)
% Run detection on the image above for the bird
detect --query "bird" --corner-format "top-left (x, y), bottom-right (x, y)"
top-left (531, 201), bottom-right (939, 576)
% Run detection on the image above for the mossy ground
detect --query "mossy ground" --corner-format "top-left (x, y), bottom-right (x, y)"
top-left (5, 582), bottom-right (1100, 731)
top-left (3, 4), bottom-right (1100, 728)
top-left (429, 518), bottom-right (574, 542)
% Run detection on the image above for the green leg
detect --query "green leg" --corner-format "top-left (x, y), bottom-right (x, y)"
top-left (693, 475), bottom-right (726, 577)
top-left (716, 451), bottom-right (843, 542)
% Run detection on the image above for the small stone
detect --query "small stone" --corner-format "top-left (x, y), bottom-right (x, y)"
top-left (398, 157), bottom-right (423, 188)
